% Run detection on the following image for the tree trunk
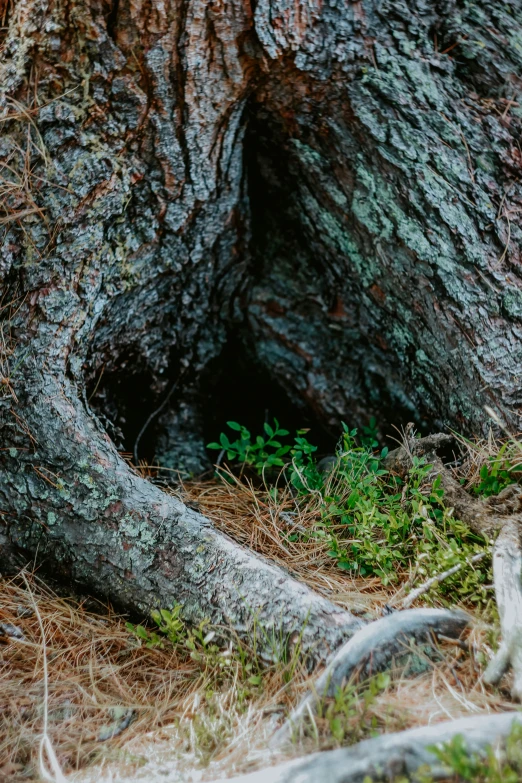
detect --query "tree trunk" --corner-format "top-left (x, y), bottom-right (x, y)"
top-left (1, 0), bottom-right (522, 645)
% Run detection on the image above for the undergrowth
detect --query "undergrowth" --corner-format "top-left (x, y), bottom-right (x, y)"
top-left (395, 724), bottom-right (522, 783)
top-left (126, 606), bottom-right (268, 690)
top-left (207, 420), bottom-right (495, 607)
top-left (3, 423), bottom-right (519, 781)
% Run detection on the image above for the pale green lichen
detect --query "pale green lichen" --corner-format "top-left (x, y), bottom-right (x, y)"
top-left (119, 514), bottom-right (157, 547)
top-left (503, 289), bottom-right (522, 320)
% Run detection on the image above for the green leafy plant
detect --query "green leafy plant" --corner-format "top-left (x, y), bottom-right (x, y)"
top-left (207, 419), bottom-right (292, 474)
top-left (151, 604), bottom-right (185, 643)
top-left (361, 725), bottom-right (522, 783)
top-left (207, 420), bottom-right (325, 491)
top-left (289, 429), bottom-right (322, 493)
top-left (360, 416), bottom-right (379, 449)
top-left (125, 620), bottom-right (164, 649)
top-left (126, 603), bottom-right (270, 690)
top-left (317, 671), bottom-right (391, 744)
top-left (126, 604), bottom-right (186, 649)
top-left (305, 426), bottom-right (491, 597)
top-left (473, 443), bottom-right (520, 497)
top-left (420, 723), bottom-right (522, 782)
top-left (208, 418), bottom-right (492, 600)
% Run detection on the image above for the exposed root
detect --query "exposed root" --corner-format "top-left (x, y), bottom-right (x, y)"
top-left (270, 608), bottom-right (470, 748)
top-left (1, 374), bottom-right (363, 666)
top-left (0, 542), bottom-right (512, 781)
top-left (212, 712), bottom-right (522, 783)
top-left (385, 434), bottom-right (522, 700)
top-left (178, 469), bottom-right (391, 612)
top-left (483, 519), bottom-right (522, 700)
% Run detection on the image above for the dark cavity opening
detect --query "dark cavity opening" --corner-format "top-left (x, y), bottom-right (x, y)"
top-left (88, 101), bottom-right (437, 474)
top-left (105, 0), bottom-right (120, 41)
top-left (87, 362), bottom-right (160, 463)
top-left (199, 333), bottom-right (337, 458)
top-left (88, 338), bottom-right (338, 473)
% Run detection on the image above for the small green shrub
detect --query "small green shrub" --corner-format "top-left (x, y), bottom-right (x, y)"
top-left (126, 605), bottom-right (283, 689)
top-left (126, 605), bottom-right (186, 649)
top-left (208, 419), bottom-right (492, 600)
top-left (207, 419), bottom-right (292, 474)
top-left (316, 671), bottom-right (391, 745)
top-left (420, 723), bottom-right (522, 782)
top-left (316, 426), bottom-right (490, 593)
top-left (473, 445), bottom-right (519, 497)
top-left (289, 430), bottom-right (322, 493)
top-left (207, 419), bottom-right (323, 492)
top-left (461, 438), bottom-right (522, 498)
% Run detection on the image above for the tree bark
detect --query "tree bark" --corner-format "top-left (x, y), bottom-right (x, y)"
top-left (1, 0), bottom-right (522, 642)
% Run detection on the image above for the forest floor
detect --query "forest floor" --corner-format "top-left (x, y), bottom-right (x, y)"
top-left (0, 427), bottom-right (519, 782)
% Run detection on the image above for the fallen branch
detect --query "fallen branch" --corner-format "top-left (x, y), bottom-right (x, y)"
top-left (215, 712), bottom-right (522, 783)
top-left (270, 607), bottom-right (469, 748)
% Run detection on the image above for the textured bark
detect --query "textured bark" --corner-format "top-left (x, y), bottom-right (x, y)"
top-left (1, 0), bottom-right (522, 642)
top-left (247, 1), bottom-right (522, 435)
top-left (0, 373), bottom-right (363, 660)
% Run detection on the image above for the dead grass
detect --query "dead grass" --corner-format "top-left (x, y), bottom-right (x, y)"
top-left (0, 461), bottom-right (515, 782)
top-left (0, 572), bottom-right (313, 781)
top-left (0, 574), bottom-right (203, 780)
top-left (0, 568), bottom-right (511, 782)
top-left (454, 430), bottom-right (522, 490)
top-left (175, 468), bottom-right (391, 615)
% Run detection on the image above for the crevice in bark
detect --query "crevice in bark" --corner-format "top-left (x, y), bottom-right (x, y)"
top-left (87, 361), bottom-right (160, 460)
top-left (105, 0), bottom-right (120, 43)
top-left (242, 103), bottom-right (440, 441)
top-left (86, 93), bottom-right (452, 472)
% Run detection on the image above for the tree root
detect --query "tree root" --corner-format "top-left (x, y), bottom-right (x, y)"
top-left (0, 374), bottom-right (363, 665)
top-left (384, 433), bottom-right (522, 701)
top-left (213, 712), bottom-right (522, 783)
top-left (483, 519), bottom-right (522, 700)
top-left (270, 608), bottom-right (470, 748)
